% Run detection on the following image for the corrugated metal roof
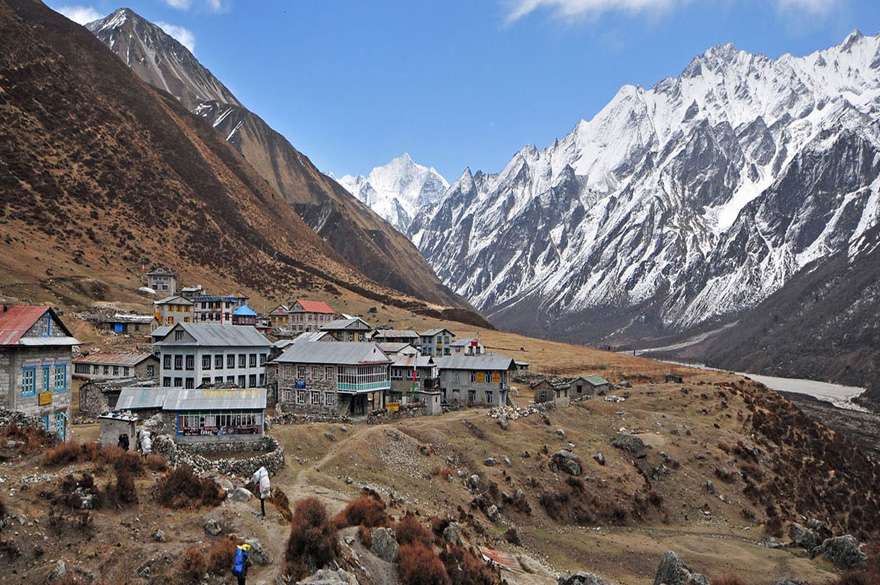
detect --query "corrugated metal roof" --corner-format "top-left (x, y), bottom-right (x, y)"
top-left (162, 388), bottom-right (266, 411)
top-left (320, 317), bottom-right (371, 331)
top-left (154, 323), bottom-right (270, 348)
top-left (0, 306), bottom-right (77, 346)
top-left (151, 325), bottom-right (171, 338)
top-left (373, 329), bottom-right (419, 339)
top-left (376, 342), bottom-right (416, 355)
top-left (274, 341), bottom-right (390, 365)
top-left (435, 354), bottom-right (515, 371)
top-left (75, 352), bottom-right (154, 367)
top-left (292, 299), bottom-right (336, 314)
top-left (155, 295), bottom-right (193, 306)
top-left (292, 331), bottom-right (330, 344)
top-left (233, 305), bottom-right (258, 316)
top-left (578, 375), bottom-right (609, 386)
top-left (116, 387), bottom-right (168, 410)
top-left (419, 328), bottom-right (454, 337)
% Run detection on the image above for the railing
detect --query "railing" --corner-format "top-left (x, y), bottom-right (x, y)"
top-left (337, 380), bottom-right (390, 393)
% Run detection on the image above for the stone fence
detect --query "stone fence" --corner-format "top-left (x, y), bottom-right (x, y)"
top-left (152, 434), bottom-right (284, 479)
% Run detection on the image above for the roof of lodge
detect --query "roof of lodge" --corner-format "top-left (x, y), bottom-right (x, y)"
top-left (435, 354), bottom-right (515, 371)
top-left (163, 388), bottom-right (267, 411)
top-left (74, 352), bottom-right (155, 367)
top-left (291, 300), bottom-right (336, 314)
top-left (0, 305), bottom-right (79, 347)
top-left (320, 317), bottom-right (371, 331)
top-left (154, 323), bottom-right (270, 347)
top-left (273, 341), bottom-right (390, 365)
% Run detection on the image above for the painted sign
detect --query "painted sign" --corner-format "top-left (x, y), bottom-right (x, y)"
top-left (38, 392), bottom-right (53, 406)
top-left (387, 402), bottom-right (400, 412)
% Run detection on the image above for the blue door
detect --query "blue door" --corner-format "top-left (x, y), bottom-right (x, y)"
top-left (54, 412), bottom-right (66, 441)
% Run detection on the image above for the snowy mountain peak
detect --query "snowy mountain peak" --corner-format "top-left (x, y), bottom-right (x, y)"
top-left (338, 155), bottom-right (449, 233)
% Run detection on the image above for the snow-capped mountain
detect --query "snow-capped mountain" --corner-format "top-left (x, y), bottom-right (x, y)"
top-left (86, 9), bottom-right (239, 110)
top-left (412, 32), bottom-right (880, 342)
top-left (339, 154), bottom-right (448, 232)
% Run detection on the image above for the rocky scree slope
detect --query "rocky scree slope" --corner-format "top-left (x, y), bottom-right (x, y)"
top-left (411, 33), bottom-right (880, 343)
top-left (86, 8), bottom-right (467, 309)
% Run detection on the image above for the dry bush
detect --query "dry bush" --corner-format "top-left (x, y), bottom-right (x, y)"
top-left (395, 514), bottom-right (433, 547)
top-left (432, 466), bottom-right (454, 479)
top-left (334, 494), bottom-right (388, 528)
top-left (441, 545), bottom-right (500, 585)
top-left (1, 424), bottom-right (55, 453)
top-left (398, 542), bottom-right (451, 585)
top-left (180, 546), bottom-right (208, 583)
top-left (271, 487), bottom-right (293, 523)
top-left (155, 465), bottom-right (224, 509)
top-left (431, 516), bottom-right (451, 539)
top-left (358, 525), bottom-right (372, 548)
top-left (43, 441), bottom-right (84, 466)
top-left (713, 577), bottom-right (748, 585)
top-left (145, 454), bottom-right (168, 472)
top-left (105, 467), bottom-right (138, 507)
top-left (286, 497), bottom-right (339, 581)
top-left (206, 537), bottom-right (238, 574)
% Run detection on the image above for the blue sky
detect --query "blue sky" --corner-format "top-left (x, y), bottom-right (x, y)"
top-left (53, 0), bottom-right (880, 179)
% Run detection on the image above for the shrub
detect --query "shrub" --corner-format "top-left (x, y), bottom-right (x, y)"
top-left (334, 494), bottom-right (388, 528)
top-left (144, 454), bottom-right (168, 472)
top-left (206, 537), bottom-right (239, 574)
top-left (271, 487), bottom-right (293, 523)
top-left (396, 514), bottom-right (433, 547)
top-left (101, 446), bottom-right (143, 475)
top-left (431, 516), bottom-right (451, 539)
top-left (155, 465), bottom-right (224, 509)
top-left (441, 545), bottom-right (500, 585)
top-left (358, 525), bottom-right (372, 548)
top-left (286, 498), bottom-right (339, 581)
top-left (398, 542), bottom-right (451, 585)
top-left (106, 467), bottom-right (138, 506)
top-left (181, 546), bottom-right (208, 583)
top-left (43, 442), bottom-right (83, 466)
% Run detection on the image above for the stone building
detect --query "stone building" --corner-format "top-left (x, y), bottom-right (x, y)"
top-left (450, 337), bottom-right (485, 356)
top-left (73, 352), bottom-right (158, 382)
top-left (0, 305), bottom-right (79, 440)
top-left (146, 267), bottom-right (177, 296)
top-left (320, 317), bottom-right (372, 342)
top-left (231, 305), bottom-right (258, 326)
top-left (532, 379), bottom-right (571, 407)
top-left (418, 328), bottom-right (455, 357)
top-left (95, 313), bottom-right (153, 336)
top-left (288, 299), bottom-right (337, 332)
top-left (389, 353), bottom-right (438, 402)
top-left (153, 295), bottom-right (194, 329)
top-left (268, 304), bottom-right (289, 329)
top-left (435, 353), bottom-right (515, 407)
top-left (269, 341), bottom-right (390, 416)
top-left (371, 329), bottom-right (420, 345)
top-left (162, 388), bottom-right (267, 444)
top-left (153, 323), bottom-right (271, 390)
top-left (570, 375), bottom-right (610, 396)
top-left (191, 294), bottom-right (249, 324)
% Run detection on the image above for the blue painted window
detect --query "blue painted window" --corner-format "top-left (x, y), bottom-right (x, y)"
top-left (21, 367), bottom-right (36, 396)
top-left (54, 412), bottom-right (66, 440)
top-left (54, 363), bottom-right (67, 392)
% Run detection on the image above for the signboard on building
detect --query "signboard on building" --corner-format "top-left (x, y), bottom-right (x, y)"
top-left (38, 392), bottom-right (53, 406)
top-left (387, 402), bottom-right (400, 412)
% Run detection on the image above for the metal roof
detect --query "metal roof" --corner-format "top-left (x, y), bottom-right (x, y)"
top-left (115, 387), bottom-right (168, 410)
top-left (274, 341), bottom-right (391, 365)
top-left (154, 323), bottom-right (271, 348)
top-left (320, 317), bottom-right (372, 331)
top-left (155, 295), bottom-right (193, 306)
top-left (233, 305), bottom-right (258, 317)
top-left (435, 353), bottom-right (515, 371)
top-left (419, 328), bottom-right (454, 337)
top-left (0, 305), bottom-right (78, 347)
top-left (376, 342), bottom-right (416, 355)
top-left (372, 329), bottom-right (419, 339)
top-left (75, 352), bottom-right (155, 367)
top-left (291, 299), bottom-right (336, 314)
top-left (151, 325), bottom-right (171, 338)
top-left (450, 338), bottom-right (480, 347)
top-left (101, 313), bottom-right (153, 324)
top-left (576, 375), bottom-right (610, 386)
top-left (162, 388), bottom-right (267, 411)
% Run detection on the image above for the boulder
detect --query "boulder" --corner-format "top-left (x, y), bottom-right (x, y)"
top-left (443, 522), bottom-right (462, 545)
top-left (558, 572), bottom-right (615, 585)
top-left (324, 431), bottom-right (336, 442)
top-left (152, 529), bottom-right (166, 542)
top-left (48, 560), bottom-right (67, 581)
top-left (551, 450), bottom-right (583, 476)
top-left (297, 568), bottom-right (359, 585)
top-left (371, 527), bottom-right (399, 562)
top-left (773, 580), bottom-right (808, 585)
top-left (815, 535), bottom-right (867, 569)
top-left (612, 433), bottom-right (647, 457)
top-left (556, 429), bottom-right (566, 439)
top-left (228, 487), bottom-right (254, 502)
top-left (652, 551), bottom-right (709, 585)
top-left (788, 522), bottom-right (820, 551)
top-left (486, 505), bottom-right (499, 522)
top-left (245, 538), bottom-right (271, 565)
top-left (593, 452), bottom-right (606, 466)
top-left (498, 418), bottom-right (510, 431)
top-left (484, 457), bottom-right (497, 467)
top-left (216, 478), bottom-right (234, 492)
top-left (467, 474), bottom-right (481, 491)
top-left (204, 518), bottom-right (223, 536)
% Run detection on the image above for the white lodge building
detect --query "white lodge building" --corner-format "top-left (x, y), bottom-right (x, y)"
top-left (153, 323), bottom-right (271, 389)
top-left (268, 341), bottom-right (390, 417)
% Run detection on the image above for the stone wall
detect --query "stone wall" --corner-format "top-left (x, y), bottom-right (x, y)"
top-left (153, 433), bottom-right (284, 478)
top-left (78, 381), bottom-right (112, 417)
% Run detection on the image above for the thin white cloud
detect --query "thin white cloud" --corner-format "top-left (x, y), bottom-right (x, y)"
top-left (155, 21), bottom-right (197, 53)
top-left (163, 0), bottom-right (193, 9)
top-left (55, 4), bottom-right (102, 25)
top-left (206, 0), bottom-right (228, 13)
top-left (504, 0), bottom-right (842, 22)
top-left (776, 0), bottom-right (837, 14)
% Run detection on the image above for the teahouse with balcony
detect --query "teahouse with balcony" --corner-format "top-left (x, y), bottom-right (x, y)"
top-left (268, 341), bottom-right (391, 417)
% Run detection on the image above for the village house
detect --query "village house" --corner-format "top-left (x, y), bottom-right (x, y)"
top-left (114, 385), bottom-right (167, 419)
top-left (389, 353), bottom-right (438, 402)
top-left (375, 342), bottom-right (418, 357)
top-left (0, 305), bottom-right (79, 440)
top-left (269, 304), bottom-right (289, 329)
top-left (231, 305), bottom-right (258, 327)
top-left (288, 299), bottom-right (338, 332)
top-left (571, 375), bottom-right (610, 396)
top-left (418, 328), bottom-right (455, 357)
top-left (146, 267), bottom-right (177, 296)
top-left (153, 295), bottom-right (194, 329)
top-left (73, 352), bottom-right (158, 382)
top-left (450, 337), bottom-right (485, 356)
top-left (371, 329), bottom-right (420, 345)
top-left (191, 294), bottom-right (249, 324)
top-left (269, 341), bottom-right (390, 416)
top-left (320, 317), bottom-right (372, 342)
top-left (179, 285), bottom-right (204, 299)
top-left (95, 313), bottom-right (153, 336)
top-left (153, 322), bottom-right (271, 390)
top-left (435, 353), bottom-right (514, 407)
top-left (162, 388), bottom-right (267, 443)
top-left (532, 379), bottom-right (571, 407)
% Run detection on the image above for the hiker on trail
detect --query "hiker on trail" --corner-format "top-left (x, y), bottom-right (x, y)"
top-left (250, 466), bottom-right (270, 517)
top-left (231, 543), bottom-right (251, 585)
top-left (140, 430), bottom-right (152, 455)
top-left (118, 433), bottom-right (129, 451)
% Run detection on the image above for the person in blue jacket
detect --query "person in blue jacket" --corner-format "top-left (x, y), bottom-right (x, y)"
top-left (232, 543), bottom-right (251, 585)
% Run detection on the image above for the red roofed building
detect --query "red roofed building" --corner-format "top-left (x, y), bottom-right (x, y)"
top-left (288, 299), bottom-right (338, 333)
top-left (0, 305), bottom-right (80, 440)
